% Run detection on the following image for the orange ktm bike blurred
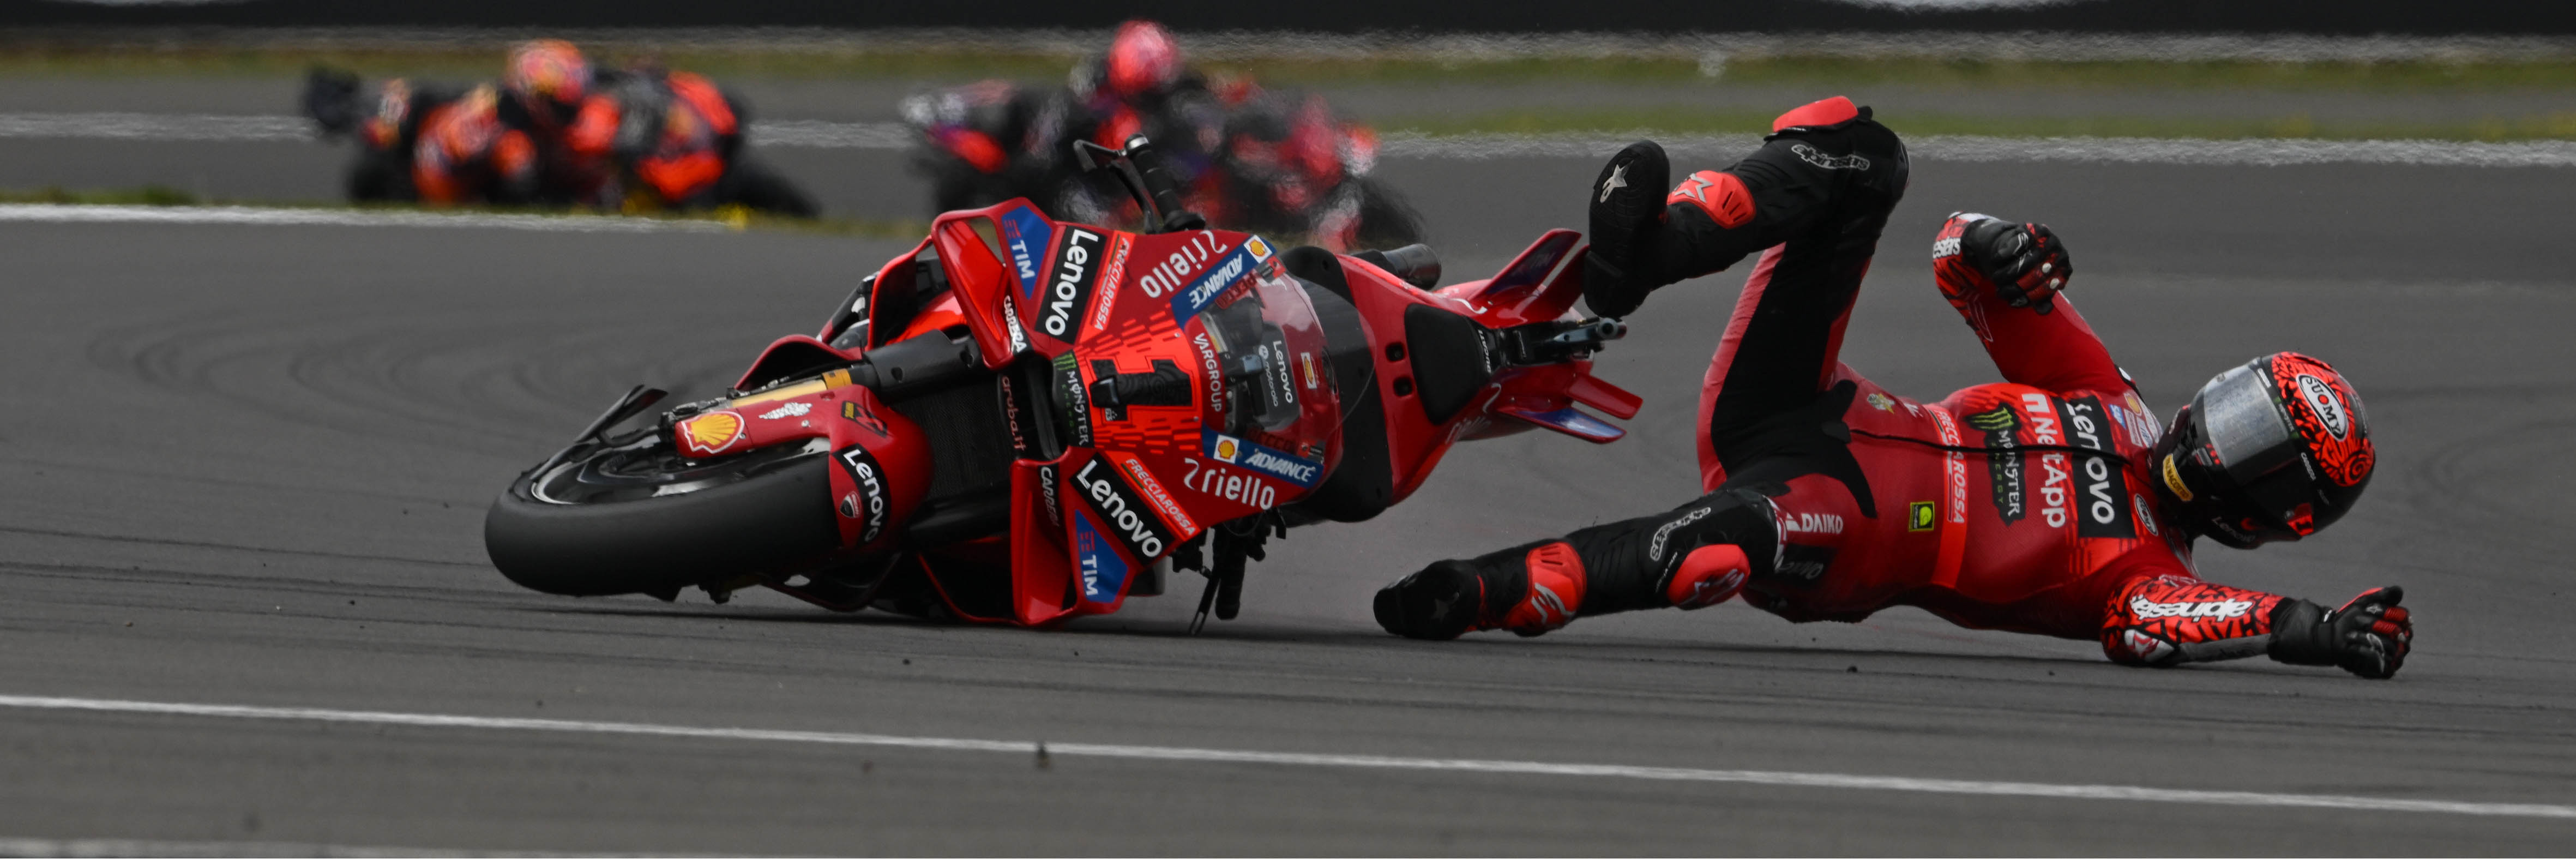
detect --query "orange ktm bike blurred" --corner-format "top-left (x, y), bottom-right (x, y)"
top-left (303, 65), bottom-right (816, 217)
top-left (485, 137), bottom-right (1637, 629)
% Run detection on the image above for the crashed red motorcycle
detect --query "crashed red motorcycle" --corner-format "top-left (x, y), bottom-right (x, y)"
top-left (485, 139), bottom-right (1638, 628)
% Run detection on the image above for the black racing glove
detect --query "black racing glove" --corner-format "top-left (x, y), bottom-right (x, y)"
top-left (2268, 586), bottom-right (2413, 679)
top-left (1951, 215), bottom-right (2072, 314)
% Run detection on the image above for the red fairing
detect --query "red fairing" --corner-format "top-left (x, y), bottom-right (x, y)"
top-left (823, 386), bottom-right (931, 554)
top-left (750, 200), bottom-right (1634, 626)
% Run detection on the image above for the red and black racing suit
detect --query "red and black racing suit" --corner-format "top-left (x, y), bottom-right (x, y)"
top-left (1456, 102), bottom-right (2301, 665)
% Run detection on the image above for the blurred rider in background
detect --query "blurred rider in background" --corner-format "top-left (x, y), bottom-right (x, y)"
top-left (1372, 97), bottom-right (2414, 679)
top-left (410, 83), bottom-right (540, 207)
top-left (1068, 20), bottom-right (1233, 186)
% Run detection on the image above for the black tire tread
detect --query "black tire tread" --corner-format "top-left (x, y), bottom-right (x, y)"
top-left (484, 454), bottom-right (839, 597)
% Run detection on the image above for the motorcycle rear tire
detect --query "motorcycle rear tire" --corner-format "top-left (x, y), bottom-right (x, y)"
top-left (484, 449), bottom-right (839, 598)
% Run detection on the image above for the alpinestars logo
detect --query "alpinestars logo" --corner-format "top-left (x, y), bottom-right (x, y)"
top-left (1038, 227), bottom-right (1105, 341)
top-left (1598, 163), bottom-right (1627, 202)
top-left (1073, 458), bottom-right (1174, 561)
top-left (2128, 595), bottom-right (2255, 620)
top-left (1647, 507), bottom-right (1711, 562)
top-left (1792, 143), bottom-right (1869, 171)
top-left (835, 445), bottom-right (891, 545)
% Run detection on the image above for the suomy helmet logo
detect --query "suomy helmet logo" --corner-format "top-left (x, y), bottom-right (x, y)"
top-left (2296, 374), bottom-right (2349, 439)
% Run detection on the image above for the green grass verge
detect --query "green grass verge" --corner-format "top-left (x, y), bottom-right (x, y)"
top-left (9, 44), bottom-right (2576, 91)
top-left (1392, 109), bottom-right (2576, 142)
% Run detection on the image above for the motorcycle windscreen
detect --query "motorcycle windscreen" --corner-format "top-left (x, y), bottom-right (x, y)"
top-left (1163, 238), bottom-right (1346, 519)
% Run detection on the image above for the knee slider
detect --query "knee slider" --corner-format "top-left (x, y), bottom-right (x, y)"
top-left (1665, 544), bottom-right (1750, 610)
top-left (1643, 488), bottom-right (1780, 605)
top-left (1668, 170), bottom-right (1754, 230)
top-left (1499, 541), bottom-right (1587, 635)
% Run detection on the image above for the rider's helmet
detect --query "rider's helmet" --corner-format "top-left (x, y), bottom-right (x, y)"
top-left (1104, 20), bottom-right (1183, 100)
top-left (2152, 352), bottom-right (2375, 548)
top-left (503, 39), bottom-right (591, 130)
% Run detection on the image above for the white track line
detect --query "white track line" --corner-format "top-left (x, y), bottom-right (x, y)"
top-left (0, 111), bottom-right (310, 142)
top-left (0, 836), bottom-right (627, 858)
top-left (5, 694), bottom-right (2571, 821)
top-left (0, 204), bottom-right (727, 233)
top-left (8, 112), bottom-right (2572, 168)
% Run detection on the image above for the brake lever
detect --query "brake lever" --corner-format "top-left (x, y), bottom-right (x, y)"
top-left (1500, 317), bottom-right (1627, 367)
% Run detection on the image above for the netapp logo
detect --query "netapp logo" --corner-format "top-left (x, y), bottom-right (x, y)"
top-left (1073, 458), bottom-right (1172, 561)
top-left (1039, 227), bottom-right (1105, 340)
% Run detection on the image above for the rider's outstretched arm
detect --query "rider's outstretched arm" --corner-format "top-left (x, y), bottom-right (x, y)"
top-left (1931, 212), bottom-right (2130, 396)
top-left (2098, 562), bottom-right (2414, 679)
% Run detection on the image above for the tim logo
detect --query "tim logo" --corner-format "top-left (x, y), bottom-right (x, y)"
top-left (999, 206), bottom-right (1055, 297)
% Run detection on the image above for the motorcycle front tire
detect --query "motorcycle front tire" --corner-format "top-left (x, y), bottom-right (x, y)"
top-left (484, 449), bottom-right (839, 598)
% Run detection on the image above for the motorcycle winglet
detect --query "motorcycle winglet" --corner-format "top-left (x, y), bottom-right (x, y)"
top-left (1568, 374), bottom-right (1644, 421)
top-left (1459, 229), bottom-right (1580, 306)
top-left (1495, 403), bottom-right (1627, 443)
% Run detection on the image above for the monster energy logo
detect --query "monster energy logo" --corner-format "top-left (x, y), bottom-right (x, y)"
top-left (1967, 406), bottom-right (2026, 526)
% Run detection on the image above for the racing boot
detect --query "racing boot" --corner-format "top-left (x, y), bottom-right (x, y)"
top-left (1582, 96), bottom-right (1909, 319)
top-left (1375, 489), bottom-right (1778, 639)
top-left (1375, 540), bottom-right (1588, 640)
top-left (1582, 140), bottom-right (1670, 318)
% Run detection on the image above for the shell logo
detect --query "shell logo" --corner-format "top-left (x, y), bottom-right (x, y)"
top-left (1211, 436), bottom-right (1241, 462)
top-left (678, 410), bottom-right (745, 455)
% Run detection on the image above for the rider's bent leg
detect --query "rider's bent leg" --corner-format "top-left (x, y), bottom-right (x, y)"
top-left (1375, 488), bottom-right (1779, 639)
top-left (1585, 96), bottom-right (1909, 318)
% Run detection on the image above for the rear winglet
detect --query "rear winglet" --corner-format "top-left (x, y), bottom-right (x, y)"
top-left (1496, 404), bottom-right (1626, 443)
top-left (1568, 374), bottom-right (1642, 421)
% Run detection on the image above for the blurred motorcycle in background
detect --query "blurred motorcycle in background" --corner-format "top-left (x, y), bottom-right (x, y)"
top-left (903, 21), bottom-right (1422, 251)
top-left (302, 61), bottom-right (818, 218)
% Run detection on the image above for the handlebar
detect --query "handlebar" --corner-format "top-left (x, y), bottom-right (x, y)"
top-left (1498, 317), bottom-right (1626, 367)
top-left (1355, 244), bottom-right (1441, 289)
top-left (1073, 136), bottom-right (1206, 233)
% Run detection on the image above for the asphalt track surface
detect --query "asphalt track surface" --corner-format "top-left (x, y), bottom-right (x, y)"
top-left (6, 103), bottom-right (2576, 854)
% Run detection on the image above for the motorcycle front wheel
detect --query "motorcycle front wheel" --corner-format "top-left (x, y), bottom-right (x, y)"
top-left (483, 430), bottom-right (840, 597)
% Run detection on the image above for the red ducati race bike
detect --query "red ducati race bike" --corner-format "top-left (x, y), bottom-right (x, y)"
top-left (485, 140), bottom-right (1639, 629)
